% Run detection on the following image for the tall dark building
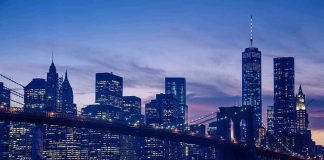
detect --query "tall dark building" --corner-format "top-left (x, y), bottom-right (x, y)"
top-left (62, 70), bottom-right (77, 115)
top-left (96, 73), bottom-right (123, 108)
top-left (242, 17), bottom-right (262, 132)
top-left (165, 77), bottom-right (187, 123)
top-left (46, 60), bottom-right (59, 112)
top-left (43, 69), bottom-right (81, 160)
top-left (273, 57), bottom-right (296, 133)
top-left (0, 82), bottom-right (10, 159)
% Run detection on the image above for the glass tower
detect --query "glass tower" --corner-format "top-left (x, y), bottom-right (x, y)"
top-left (95, 73), bottom-right (123, 108)
top-left (165, 77), bottom-right (187, 124)
top-left (273, 57), bottom-right (296, 133)
top-left (242, 39), bottom-right (262, 129)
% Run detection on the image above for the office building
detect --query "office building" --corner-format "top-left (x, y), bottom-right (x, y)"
top-left (95, 73), bottom-right (123, 108)
top-left (273, 57), bottom-right (296, 133)
top-left (242, 17), bottom-right (262, 132)
top-left (165, 77), bottom-right (187, 123)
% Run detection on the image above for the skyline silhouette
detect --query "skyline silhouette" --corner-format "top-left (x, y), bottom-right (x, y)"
top-left (1, 0), bottom-right (324, 147)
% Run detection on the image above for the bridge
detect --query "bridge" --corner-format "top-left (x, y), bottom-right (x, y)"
top-left (0, 106), bottom-right (304, 160)
top-left (0, 73), bottom-right (306, 160)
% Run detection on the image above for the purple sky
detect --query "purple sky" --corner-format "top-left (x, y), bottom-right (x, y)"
top-left (0, 0), bottom-right (324, 145)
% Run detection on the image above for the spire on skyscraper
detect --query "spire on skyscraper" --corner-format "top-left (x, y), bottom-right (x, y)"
top-left (49, 52), bottom-right (56, 73)
top-left (250, 15), bottom-right (253, 47)
top-left (65, 69), bottom-right (68, 80)
top-left (298, 84), bottom-right (303, 95)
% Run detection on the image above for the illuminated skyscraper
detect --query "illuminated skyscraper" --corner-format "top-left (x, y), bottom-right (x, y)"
top-left (296, 85), bottom-right (309, 133)
top-left (43, 70), bottom-right (80, 159)
top-left (0, 82), bottom-right (10, 159)
top-left (9, 78), bottom-right (47, 159)
top-left (165, 77), bottom-right (187, 123)
top-left (242, 16), bottom-right (262, 131)
top-left (81, 104), bottom-right (121, 159)
top-left (273, 57), bottom-right (296, 133)
top-left (121, 96), bottom-right (144, 160)
top-left (95, 73), bottom-right (123, 108)
top-left (80, 72), bottom-right (123, 159)
top-left (144, 93), bottom-right (182, 160)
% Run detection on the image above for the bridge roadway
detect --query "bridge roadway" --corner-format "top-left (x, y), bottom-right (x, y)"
top-left (0, 107), bottom-right (304, 160)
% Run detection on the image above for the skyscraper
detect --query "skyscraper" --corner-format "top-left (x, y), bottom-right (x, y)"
top-left (0, 82), bottom-right (10, 159)
top-left (80, 72), bottom-right (124, 159)
top-left (43, 70), bottom-right (81, 160)
top-left (95, 73), bottom-right (123, 108)
top-left (46, 60), bottom-right (59, 112)
top-left (144, 93), bottom-right (182, 160)
top-left (273, 57), bottom-right (296, 133)
top-left (296, 85), bottom-right (309, 133)
top-left (242, 16), bottom-right (262, 130)
top-left (62, 70), bottom-right (77, 115)
top-left (165, 77), bottom-right (187, 123)
top-left (121, 96), bottom-right (144, 160)
top-left (81, 104), bottom-right (121, 159)
top-left (9, 78), bottom-right (47, 159)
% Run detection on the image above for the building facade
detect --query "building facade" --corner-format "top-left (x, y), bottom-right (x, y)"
top-left (296, 85), bottom-right (308, 133)
top-left (165, 77), bottom-right (187, 123)
top-left (0, 82), bottom-right (11, 159)
top-left (81, 104), bottom-right (121, 160)
top-left (273, 57), bottom-right (296, 133)
top-left (242, 42), bottom-right (262, 132)
top-left (95, 73), bottom-right (123, 108)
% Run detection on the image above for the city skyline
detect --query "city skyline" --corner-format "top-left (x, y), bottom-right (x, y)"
top-left (1, 0), bottom-right (324, 147)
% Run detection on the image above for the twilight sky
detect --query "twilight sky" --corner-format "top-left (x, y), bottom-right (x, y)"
top-left (0, 0), bottom-right (324, 145)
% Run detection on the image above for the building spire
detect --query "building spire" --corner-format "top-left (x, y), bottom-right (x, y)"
top-left (298, 84), bottom-right (303, 94)
top-left (65, 69), bottom-right (68, 79)
top-left (250, 15), bottom-right (253, 47)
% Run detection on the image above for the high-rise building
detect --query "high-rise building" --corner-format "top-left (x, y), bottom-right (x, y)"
top-left (144, 93), bottom-right (182, 160)
top-left (80, 72), bottom-right (123, 159)
top-left (273, 57), bottom-right (296, 133)
top-left (121, 96), bottom-right (144, 160)
top-left (9, 78), bottom-right (47, 159)
top-left (0, 82), bottom-right (10, 159)
top-left (165, 77), bottom-right (187, 123)
top-left (95, 73), bottom-right (123, 108)
top-left (46, 60), bottom-right (59, 112)
top-left (296, 85), bottom-right (309, 133)
top-left (57, 76), bottom-right (64, 113)
top-left (43, 70), bottom-right (80, 159)
top-left (81, 104), bottom-right (121, 159)
top-left (62, 70), bottom-right (77, 115)
top-left (242, 16), bottom-right (262, 130)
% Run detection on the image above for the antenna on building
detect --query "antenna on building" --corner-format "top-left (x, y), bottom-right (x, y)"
top-left (250, 15), bottom-right (253, 47)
